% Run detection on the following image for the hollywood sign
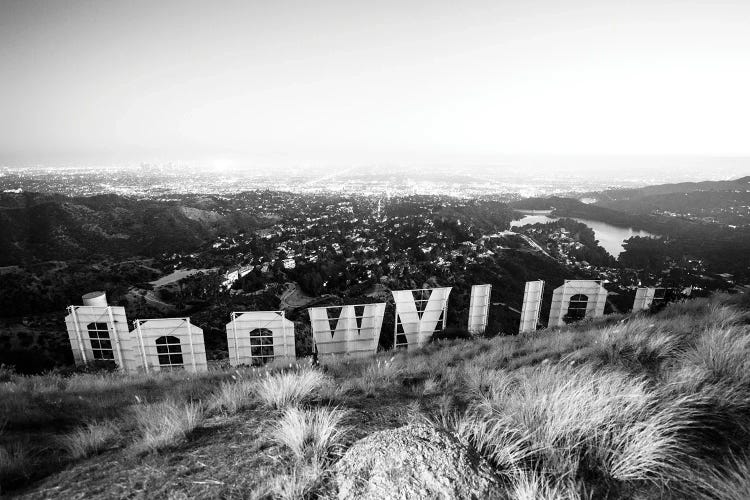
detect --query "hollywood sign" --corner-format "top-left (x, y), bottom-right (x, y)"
top-left (65, 283), bottom-right (660, 371)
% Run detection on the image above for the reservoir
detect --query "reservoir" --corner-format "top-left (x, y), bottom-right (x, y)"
top-left (510, 211), bottom-right (658, 258)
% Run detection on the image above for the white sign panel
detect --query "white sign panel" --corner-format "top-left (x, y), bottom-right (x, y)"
top-left (226, 311), bottom-right (295, 366)
top-left (548, 280), bottom-right (608, 327)
top-left (633, 287), bottom-right (656, 311)
top-left (309, 303), bottom-right (386, 357)
top-left (467, 284), bottom-right (491, 335)
top-left (133, 318), bottom-right (208, 373)
top-left (65, 305), bottom-right (136, 371)
top-left (392, 287), bottom-right (452, 348)
top-left (519, 280), bottom-right (545, 333)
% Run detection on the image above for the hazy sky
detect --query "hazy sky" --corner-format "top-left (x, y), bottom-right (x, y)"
top-left (1, 0), bottom-right (749, 168)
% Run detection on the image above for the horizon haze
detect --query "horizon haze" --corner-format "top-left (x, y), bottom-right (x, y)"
top-left (2, 0), bottom-right (750, 171)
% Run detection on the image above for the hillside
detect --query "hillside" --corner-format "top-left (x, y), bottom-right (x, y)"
top-left (591, 176), bottom-right (750, 227)
top-left (512, 194), bottom-right (750, 280)
top-left (3, 292), bottom-right (750, 498)
top-left (515, 175), bottom-right (750, 230)
top-left (595, 175), bottom-right (750, 201)
top-left (0, 193), bottom-right (260, 265)
top-left (600, 190), bottom-right (750, 218)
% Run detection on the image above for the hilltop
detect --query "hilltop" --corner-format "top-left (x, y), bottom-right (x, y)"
top-left (595, 175), bottom-right (750, 201)
top-left (511, 186), bottom-right (750, 282)
top-left (0, 192), bottom-right (261, 265)
top-left (2, 291), bottom-right (750, 498)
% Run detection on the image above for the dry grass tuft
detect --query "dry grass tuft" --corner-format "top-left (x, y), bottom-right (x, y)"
top-left (587, 319), bottom-right (687, 371)
top-left (255, 368), bottom-right (328, 409)
top-left (265, 462), bottom-right (329, 500)
top-left (207, 378), bottom-right (256, 414)
top-left (684, 326), bottom-right (750, 383)
top-left (687, 455), bottom-right (750, 500)
top-left (445, 410), bottom-right (534, 472)
top-left (330, 356), bottom-right (404, 396)
top-left (600, 395), bottom-right (698, 483)
top-left (0, 440), bottom-right (34, 491)
top-left (272, 406), bottom-right (351, 460)
top-left (510, 470), bottom-right (581, 500)
top-left (60, 420), bottom-right (120, 459)
top-left (463, 363), bottom-right (696, 489)
top-left (131, 400), bottom-right (203, 454)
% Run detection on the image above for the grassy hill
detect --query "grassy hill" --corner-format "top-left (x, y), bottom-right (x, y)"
top-left (2, 292), bottom-right (750, 498)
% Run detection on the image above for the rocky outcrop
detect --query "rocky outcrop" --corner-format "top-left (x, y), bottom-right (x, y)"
top-left (333, 423), bottom-right (502, 500)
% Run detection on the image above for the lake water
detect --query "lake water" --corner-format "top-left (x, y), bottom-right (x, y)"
top-left (511, 212), bottom-right (657, 257)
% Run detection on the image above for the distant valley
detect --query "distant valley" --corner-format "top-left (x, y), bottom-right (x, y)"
top-left (1, 173), bottom-right (748, 374)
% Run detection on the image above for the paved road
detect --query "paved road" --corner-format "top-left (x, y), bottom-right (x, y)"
top-left (279, 282), bottom-right (315, 310)
top-left (514, 233), bottom-right (553, 258)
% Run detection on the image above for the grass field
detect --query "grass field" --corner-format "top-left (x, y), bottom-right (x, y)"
top-left (2, 292), bottom-right (750, 498)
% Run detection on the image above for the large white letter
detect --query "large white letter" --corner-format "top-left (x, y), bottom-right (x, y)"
top-left (65, 292), bottom-right (135, 371)
top-left (633, 287), bottom-right (657, 311)
top-left (467, 284), bottom-right (492, 335)
top-left (309, 303), bottom-right (386, 357)
top-left (392, 287), bottom-right (452, 348)
top-left (226, 311), bottom-right (295, 366)
top-left (548, 280), bottom-right (608, 327)
top-left (132, 317), bottom-right (208, 373)
top-left (519, 280), bottom-right (545, 333)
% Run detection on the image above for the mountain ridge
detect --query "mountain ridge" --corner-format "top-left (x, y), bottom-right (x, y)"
top-left (0, 192), bottom-right (259, 265)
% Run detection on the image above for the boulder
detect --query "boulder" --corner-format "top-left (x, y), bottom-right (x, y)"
top-left (333, 423), bottom-right (502, 499)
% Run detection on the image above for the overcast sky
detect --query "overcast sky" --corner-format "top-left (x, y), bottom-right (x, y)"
top-left (1, 0), bottom-right (749, 169)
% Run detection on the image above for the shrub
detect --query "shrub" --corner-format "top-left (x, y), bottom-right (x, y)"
top-left (131, 400), bottom-right (203, 454)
